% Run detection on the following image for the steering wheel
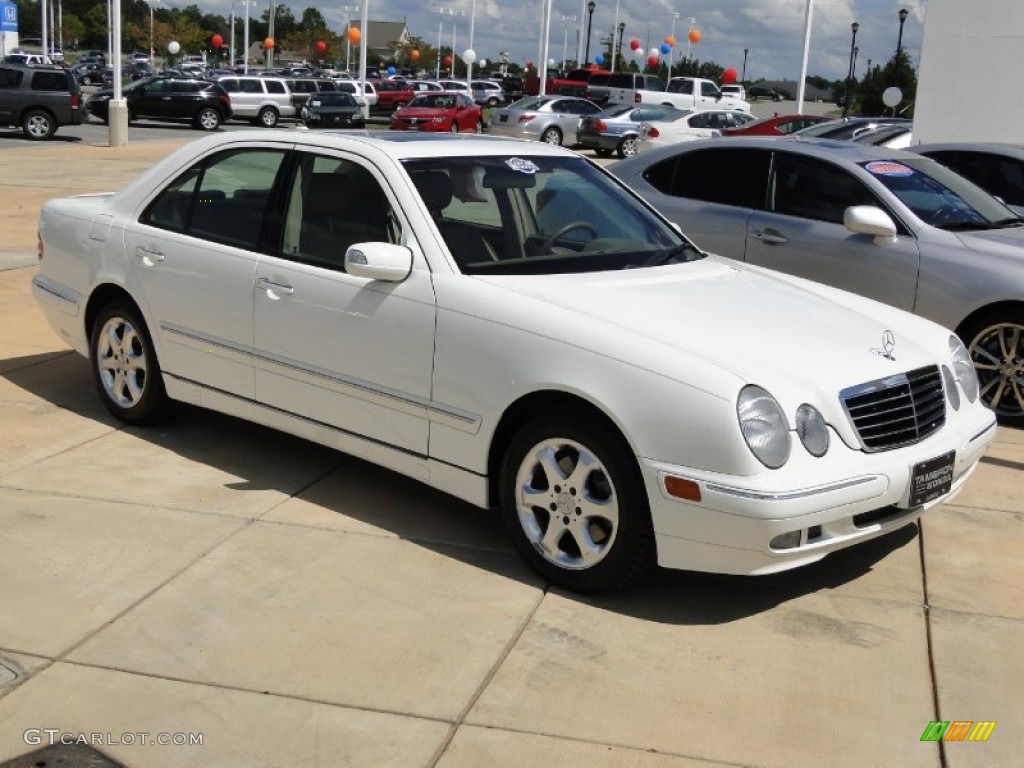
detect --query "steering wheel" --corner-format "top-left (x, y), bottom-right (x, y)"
top-left (536, 221), bottom-right (599, 255)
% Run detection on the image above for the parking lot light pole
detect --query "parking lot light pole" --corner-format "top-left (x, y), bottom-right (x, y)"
top-left (895, 7), bottom-right (908, 87)
top-left (584, 1), bottom-right (595, 65)
top-left (742, 48), bottom-right (748, 83)
top-left (842, 21), bottom-right (858, 117)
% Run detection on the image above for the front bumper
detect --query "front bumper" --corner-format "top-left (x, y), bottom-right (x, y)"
top-left (644, 411), bottom-right (997, 575)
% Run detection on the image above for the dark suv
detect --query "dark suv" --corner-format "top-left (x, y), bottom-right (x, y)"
top-left (86, 76), bottom-right (233, 131)
top-left (0, 63), bottom-right (83, 140)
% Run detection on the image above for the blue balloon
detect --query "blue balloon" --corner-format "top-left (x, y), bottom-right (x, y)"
top-left (387, 65), bottom-right (396, 75)
top-left (594, 54), bottom-right (605, 65)
top-left (660, 43), bottom-right (671, 55)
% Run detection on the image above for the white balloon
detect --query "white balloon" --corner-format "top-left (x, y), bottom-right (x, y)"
top-left (167, 41), bottom-right (181, 55)
top-left (478, 58), bottom-right (487, 68)
top-left (463, 48), bottom-right (477, 64)
top-left (649, 47), bottom-right (659, 58)
top-left (634, 47), bottom-right (646, 59)
top-left (548, 58), bottom-right (556, 67)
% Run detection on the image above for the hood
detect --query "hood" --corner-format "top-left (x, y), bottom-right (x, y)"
top-left (396, 107), bottom-right (454, 118)
top-left (476, 257), bottom-right (943, 405)
top-left (955, 223), bottom-right (1024, 252)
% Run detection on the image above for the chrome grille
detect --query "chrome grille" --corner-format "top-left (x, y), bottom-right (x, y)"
top-left (841, 366), bottom-right (946, 452)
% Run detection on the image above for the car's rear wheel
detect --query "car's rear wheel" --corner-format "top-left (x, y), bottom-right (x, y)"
top-left (194, 107), bottom-right (221, 131)
top-left (499, 413), bottom-right (656, 592)
top-left (487, 96), bottom-right (499, 107)
top-left (22, 110), bottom-right (56, 140)
top-left (540, 126), bottom-right (562, 145)
top-left (450, 121), bottom-right (459, 133)
top-left (475, 118), bottom-right (483, 133)
top-left (960, 309), bottom-right (1024, 426)
top-left (257, 107), bottom-right (279, 127)
top-left (593, 148), bottom-right (612, 157)
top-left (617, 135), bottom-right (638, 158)
top-left (90, 301), bottom-right (167, 424)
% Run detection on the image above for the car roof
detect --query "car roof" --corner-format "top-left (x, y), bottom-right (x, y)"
top-left (911, 142), bottom-right (1024, 157)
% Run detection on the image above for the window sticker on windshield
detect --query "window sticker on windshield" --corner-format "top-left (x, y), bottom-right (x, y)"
top-left (865, 161), bottom-right (914, 177)
top-left (506, 158), bottom-right (540, 174)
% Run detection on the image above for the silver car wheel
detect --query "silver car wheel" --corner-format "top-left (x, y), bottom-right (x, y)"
top-left (540, 127), bottom-right (562, 145)
top-left (968, 320), bottom-right (1024, 423)
top-left (618, 135), bottom-right (638, 157)
top-left (96, 316), bottom-right (149, 409)
top-left (22, 110), bottom-right (55, 140)
top-left (196, 108), bottom-right (220, 131)
top-left (514, 438), bottom-right (620, 571)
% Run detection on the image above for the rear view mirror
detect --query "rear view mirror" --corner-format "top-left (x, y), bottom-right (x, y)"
top-left (345, 242), bottom-right (413, 282)
top-left (844, 205), bottom-right (897, 244)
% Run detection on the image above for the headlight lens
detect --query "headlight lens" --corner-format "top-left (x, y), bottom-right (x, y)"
top-left (737, 385), bottom-right (791, 469)
top-left (941, 365), bottom-right (961, 411)
top-left (949, 334), bottom-right (979, 402)
top-left (795, 404), bottom-right (829, 457)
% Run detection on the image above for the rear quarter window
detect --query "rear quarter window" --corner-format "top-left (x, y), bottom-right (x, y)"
top-left (30, 71), bottom-right (70, 91)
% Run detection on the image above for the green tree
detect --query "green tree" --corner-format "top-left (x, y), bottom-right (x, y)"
top-left (856, 51), bottom-right (917, 117)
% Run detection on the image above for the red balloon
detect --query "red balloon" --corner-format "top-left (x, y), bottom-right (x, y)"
top-left (444, 55), bottom-right (453, 66)
top-left (629, 39), bottom-right (640, 51)
top-left (526, 61), bottom-right (534, 69)
top-left (211, 34), bottom-right (223, 48)
top-left (647, 56), bottom-right (658, 68)
top-left (316, 41), bottom-right (327, 53)
top-left (722, 67), bottom-right (738, 84)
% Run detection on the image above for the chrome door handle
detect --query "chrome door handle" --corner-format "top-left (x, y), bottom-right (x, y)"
top-left (135, 245), bottom-right (165, 265)
top-left (257, 277), bottom-right (295, 296)
top-left (754, 230), bottom-right (788, 245)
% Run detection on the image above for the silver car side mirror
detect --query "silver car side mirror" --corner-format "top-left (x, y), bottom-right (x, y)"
top-left (844, 205), bottom-right (897, 244)
top-left (345, 242), bottom-right (413, 282)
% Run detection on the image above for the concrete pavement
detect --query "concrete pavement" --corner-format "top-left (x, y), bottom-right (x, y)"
top-left (0, 137), bottom-right (1020, 767)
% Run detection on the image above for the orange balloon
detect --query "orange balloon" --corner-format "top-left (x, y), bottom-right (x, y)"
top-left (664, 35), bottom-right (676, 47)
top-left (264, 37), bottom-right (275, 49)
top-left (411, 49), bottom-right (420, 60)
top-left (347, 28), bottom-right (361, 45)
top-left (688, 29), bottom-right (701, 44)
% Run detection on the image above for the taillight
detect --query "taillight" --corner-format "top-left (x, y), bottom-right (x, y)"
top-left (70, 93), bottom-right (80, 108)
top-left (634, 91), bottom-right (641, 103)
top-left (595, 120), bottom-right (606, 132)
top-left (220, 93), bottom-right (231, 108)
top-left (518, 115), bottom-right (535, 123)
top-left (646, 126), bottom-right (660, 138)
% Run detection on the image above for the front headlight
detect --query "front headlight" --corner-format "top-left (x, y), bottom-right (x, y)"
top-left (432, 116), bottom-right (445, 123)
top-left (949, 334), bottom-right (979, 403)
top-left (795, 404), bottom-right (829, 457)
top-left (737, 385), bottom-right (791, 469)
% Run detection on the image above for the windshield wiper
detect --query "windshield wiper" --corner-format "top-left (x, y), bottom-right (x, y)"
top-left (933, 221), bottom-right (990, 232)
top-left (990, 217), bottom-right (1024, 228)
top-left (644, 241), bottom-right (707, 267)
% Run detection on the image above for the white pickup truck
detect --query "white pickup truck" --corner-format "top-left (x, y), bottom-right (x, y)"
top-left (607, 75), bottom-right (750, 113)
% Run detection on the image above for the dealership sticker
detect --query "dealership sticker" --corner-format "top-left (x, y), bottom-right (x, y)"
top-left (506, 158), bottom-right (540, 174)
top-left (865, 161), bottom-right (914, 176)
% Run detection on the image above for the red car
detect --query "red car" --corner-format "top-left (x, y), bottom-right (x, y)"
top-left (722, 114), bottom-right (835, 136)
top-left (390, 92), bottom-right (483, 133)
top-left (371, 79), bottom-right (415, 112)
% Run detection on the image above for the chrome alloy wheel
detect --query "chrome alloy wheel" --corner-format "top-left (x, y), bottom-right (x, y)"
top-left (96, 316), bottom-right (149, 409)
top-left (969, 321), bottom-right (1024, 423)
top-left (514, 438), bottom-right (620, 570)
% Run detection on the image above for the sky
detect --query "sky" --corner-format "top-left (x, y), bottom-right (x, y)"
top-left (173, 0), bottom-right (928, 81)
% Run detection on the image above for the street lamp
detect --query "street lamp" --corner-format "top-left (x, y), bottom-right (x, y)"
top-left (742, 47), bottom-right (748, 83)
top-left (584, 1), bottom-right (595, 65)
top-left (146, 0), bottom-right (157, 63)
top-left (842, 21), bottom-right (859, 117)
top-left (895, 7), bottom-right (909, 86)
top-left (561, 15), bottom-right (577, 70)
top-left (669, 12), bottom-right (679, 77)
top-left (616, 21), bottom-right (625, 70)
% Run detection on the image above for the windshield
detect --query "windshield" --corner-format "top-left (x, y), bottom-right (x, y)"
top-left (409, 93), bottom-right (457, 109)
top-left (311, 92), bottom-right (353, 106)
top-left (861, 157), bottom-right (1020, 229)
top-left (403, 155), bottom-right (698, 275)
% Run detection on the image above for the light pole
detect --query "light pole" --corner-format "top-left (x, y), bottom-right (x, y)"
top-left (684, 17), bottom-right (696, 63)
top-left (610, 0), bottom-right (620, 73)
top-left (432, 7), bottom-right (455, 79)
top-left (895, 7), bottom-right (908, 87)
top-left (842, 21), bottom-right (859, 117)
top-left (146, 0), bottom-right (157, 63)
top-left (584, 1), bottom-right (595, 65)
top-left (616, 21), bottom-right (625, 72)
top-left (669, 12), bottom-right (680, 77)
top-left (341, 5), bottom-right (359, 72)
top-left (561, 14), bottom-right (577, 70)
top-left (742, 47), bottom-right (748, 83)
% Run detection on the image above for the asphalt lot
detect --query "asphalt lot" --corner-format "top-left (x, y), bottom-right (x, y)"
top-left (0, 127), bottom-right (1020, 767)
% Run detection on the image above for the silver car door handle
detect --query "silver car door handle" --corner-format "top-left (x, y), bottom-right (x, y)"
top-left (257, 277), bottom-right (295, 296)
top-left (135, 245), bottom-right (165, 264)
top-left (754, 229), bottom-right (788, 245)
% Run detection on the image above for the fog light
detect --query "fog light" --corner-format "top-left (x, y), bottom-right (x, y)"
top-left (769, 530), bottom-right (802, 550)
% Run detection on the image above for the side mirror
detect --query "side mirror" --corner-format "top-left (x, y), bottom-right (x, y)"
top-left (345, 242), bottom-right (413, 282)
top-left (844, 205), bottom-right (897, 244)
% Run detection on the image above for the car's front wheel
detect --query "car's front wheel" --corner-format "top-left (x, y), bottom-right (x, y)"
top-left (90, 301), bottom-right (167, 424)
top-left (22, 109), bottom-right (56, 140)
top-left (257, 107), bottom-right (279, 127)
top-left (960, 309), bottom-right (1024, 426)
top-left (540, 126), bottom-right (562, 145)
top-left (499, 413), bottom-right (656, 592)
top-left (194, 107), bottom-right (221, 131)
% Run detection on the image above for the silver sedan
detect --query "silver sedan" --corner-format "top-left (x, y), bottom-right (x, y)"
top-left (611, 136), bottom-right (1024, 425)
top-left (487, 95), bottom-right (601, 146)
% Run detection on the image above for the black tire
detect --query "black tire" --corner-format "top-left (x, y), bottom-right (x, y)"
top-left (89, 301), bottom-right (168, 424)
top-left (499, 412), bottom-right (656, 592)
top-left (593, 148), bottom-right (612, 157)
top-left (257, 107), bottom-right (279, 128)
top-left (22, 109), bottom-right (56, 141)
top-left (540, 126), bottom-right (562, 145)
top-left (959, 309), bottom-right (1024, 426)
top-left (194, 107), bottom-right (221, 131)
top-left (617, 135), bottom-right (639, 158)
top-left (450, 121), bottom-right (459, 133)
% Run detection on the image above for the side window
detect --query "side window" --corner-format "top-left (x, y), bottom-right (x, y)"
top-left (958, 153), bottom-right (1024, 206)
top-left (642, 157), bottom-right (678, 196)
top-left (0, 68), bottom-right (22, 88)
top-left (141, 149), bottom-right (287, 248)
top-left (281, 154), bottom-right (400, 271)
top-left (700, 81), bottom-right (718, 98)
top-left (770, 153), bottom-right (877, 223)
top-left (240, 79), bottom-right (262, 94)
top-left (673, 148), bottom-right (771, 208)
top-left (265, 80), bottom-right (286, 94)
top-left (30, 72), bottom-right (69, 91)
top-left (645, 76), bottom-right (664, 91)
top-left (219, 78), bottom-right (239, 92)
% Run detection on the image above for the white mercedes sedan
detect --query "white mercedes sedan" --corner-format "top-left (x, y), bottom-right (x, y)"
top-left (33, 131), bottom-right (997, 591)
